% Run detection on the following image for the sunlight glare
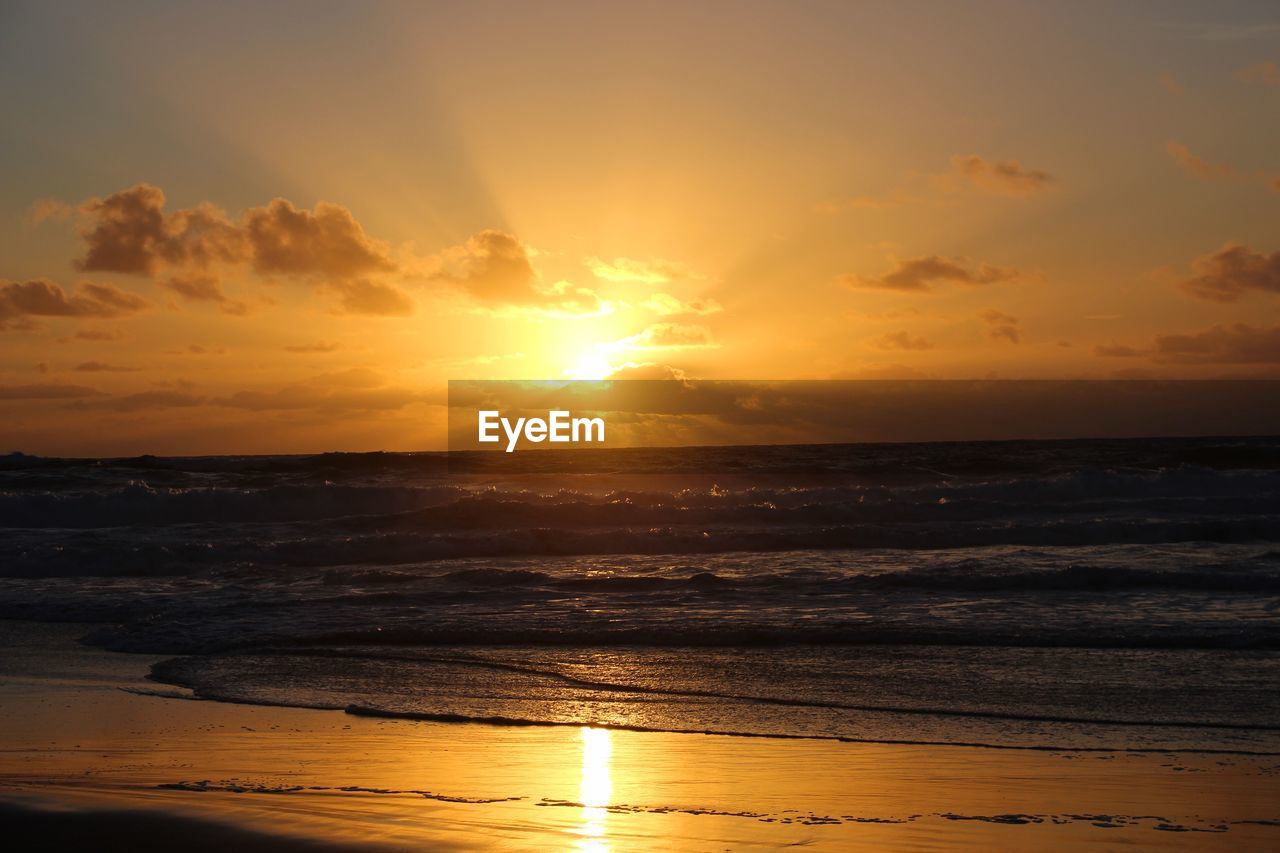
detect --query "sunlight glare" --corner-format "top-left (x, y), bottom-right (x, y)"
top-left (575, 726), bottom-right (613, 852)
top-left (565, 349), bottom-right (614, 380)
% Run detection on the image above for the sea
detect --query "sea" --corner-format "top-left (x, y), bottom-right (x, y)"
top-left (1, 436), bottom-right (1278, 754)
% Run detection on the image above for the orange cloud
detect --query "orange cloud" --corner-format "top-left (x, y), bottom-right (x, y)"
top-left (429, 230), bottom-right (605, 316)
top-left (874, 330), bottom-right (933, 351)
top-left (615, 323), bottom-right (715, 350)
top-left (980, 309), bottom-right (1021, 343)
top-left (944, 155), bottom-right (1055, 196)
top-left (0, 383), bottom-right (104, 400)
top-left (0, 279), bottom-right (148, 330)
top-left (1094, 343), bottom-right (1144, 358)
top-left (584, 256), bottom-right (700, 283)
top-left (160, 275), bottom-right (250, 316)
top-left (823, 154), bottom-right (1053, 213)
top-left (326, 280), bottom-right (414, 316)
top-left (1165, 141), bottom-right (1236, 181)
top-left (244, 198), bottom-right (395, 280)
top-left (284, 341), bottom-right (341, 353)
top-left (216, 369), bottom-right (425, 412)
top-left (1235, 61), bottom-right (1280, 87)
top-left (1179, 243), bottom-right (1280, 302)
top-left (74, 361), bottom-right (141, 372)
top-left (1158, 72), bottom-right (1184, 96)
top-left (1154, 324), bottom-right (1280, 364)
top-left (72, 185), bottom-right (399, 309)
top-left (642, 292), bottom-right (722, 316)
top-left (840, 256), bottom-right (1020, 293)
top-left (71, 390), bottom-right (206, 412)
top-left (77, 185), bottom-right (247, 276)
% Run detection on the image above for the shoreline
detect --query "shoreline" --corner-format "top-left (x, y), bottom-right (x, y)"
top-left (2, 621), bottom-right (1278, 850)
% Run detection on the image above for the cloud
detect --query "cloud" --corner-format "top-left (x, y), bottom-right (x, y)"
top-left (429, 230), bottom-right (607, 316)
top-left (822, 154), bottom-right (1053, 214)
top-left (1235, 61), bottom-right (1280, 86)
top-left (216, 368), bottom-right (424, 412)
top-left (326, 280), bottom-right (414, 316)
top-left (817, 189), bottom-right (924, 212)
top-left (840, 256), bottom-right (1020, 293)
top-left (160, 275), bottom-right (250, 316)
top-left (1165, 141), bottom-right (1236, 180)
top-left (643, 293), bottom-right (723, 316)
top-left (1153, 323), bottom-right (1280, 364)
top-left (943, 155), bottom-right (1055, 196)
top-left (74, 361), bottom-right (141, 372)
top-left (244, 198), bottom-right (395, 279)
top-left (1094, 343), bottom-right (1144, 358)
top-left (73, 390), bottom-right (207, 412)
top-left (68, 328), bottom-right (124, 342)
top-left (585, 256), bottom-right (700, 283)
top-left (1179, 242), bottom-right (1280, 302)
top-left (0, 279), bottom-right (148, 330)
top-left (980, 309), bottom-right (1021, 343)
top-left (72, 185), bottom-right (396, 291)
top-left (0, 383), bottom-right (104, 400)
top-left (171, 343), bottom-right (226, 353)
top-left (428, 230), bottom-right (538, 301)
top-left (284, 341), bottom-right (341, 353)
top-left (76, 185), bottom-right (247, 276)
top-left (1158, 72), bottom-right (1184, 96)
top-left (28, 198), bottom-right (71, 225)
top-left (606, 363), bottom-right (690, 380)
top-left (874, 330), bottom-right (933, 351)
top-left (614, 323), bottom-right (715, 350)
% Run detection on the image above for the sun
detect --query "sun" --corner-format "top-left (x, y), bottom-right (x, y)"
top-left (564, 349), bottom-right (614, 380)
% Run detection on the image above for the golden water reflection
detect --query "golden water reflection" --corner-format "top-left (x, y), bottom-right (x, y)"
top-left (576, 727), bottom-right (612, 852)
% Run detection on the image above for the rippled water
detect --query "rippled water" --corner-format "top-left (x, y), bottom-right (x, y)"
top-left (2, 437), bottom-right (1278, 751)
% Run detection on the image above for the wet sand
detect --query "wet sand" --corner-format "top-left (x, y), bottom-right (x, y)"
top-left (1, 622), bottom-right (1277, 851)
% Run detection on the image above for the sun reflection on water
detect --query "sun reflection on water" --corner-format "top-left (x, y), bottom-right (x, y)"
top-left (576, 727), bottom-right (613, 852)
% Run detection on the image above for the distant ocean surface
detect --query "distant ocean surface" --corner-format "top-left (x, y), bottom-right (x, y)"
top-left (2, 437), bottom-right (1278, 753)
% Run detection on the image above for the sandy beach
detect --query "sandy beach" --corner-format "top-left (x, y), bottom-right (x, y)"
top-left (2, 622), bottom-right (1276, 851)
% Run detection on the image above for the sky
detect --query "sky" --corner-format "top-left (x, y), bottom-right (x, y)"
top-left (1, 0), bottom-right (1279, 454)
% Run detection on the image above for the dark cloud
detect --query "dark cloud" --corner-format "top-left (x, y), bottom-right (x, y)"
top-left (160, 275), bottom-right (249, 315)
top-left (841, 256), bottom-right (1019, 293)
top-left (1153, 323), bottom-right (1280, 364)
top-left (1180, 243), bottom-right (1280, 302)
top-left (77, 185), bottom-right (246, 275)
top-left (73, 185), bottom-right (396, 290)
top-left (0, 383), bottom-right (103, 400)
top-left (245, 199), bottom-right (395, 280)
top-left (74, 390), bottom-right (207, 412)
top-left (1094, 343), bottom-right (1144, 358)
top-left (74, 361), bottom-right (141, 372)
top-left (68, 328), bottom-right (124, 342)
top-left (0, 279), bottom-right (148, 330)
top-left (875, 330), bottom-right (933, 350)
top-left (980, 309), bottom-right (1021, 343)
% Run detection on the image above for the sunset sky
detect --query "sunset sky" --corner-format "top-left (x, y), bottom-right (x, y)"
top-left (2, 0), bottom-right (1279, 454)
